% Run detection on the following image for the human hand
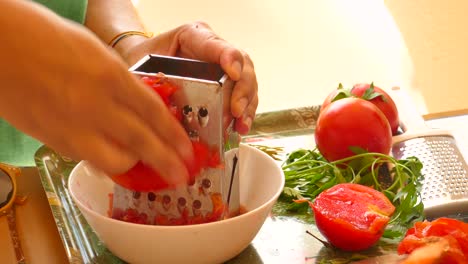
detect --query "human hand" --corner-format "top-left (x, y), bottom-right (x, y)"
top-left (116, 22), bottom-right (258, 135)
top-left (1, 1), bottom-right (194, 183)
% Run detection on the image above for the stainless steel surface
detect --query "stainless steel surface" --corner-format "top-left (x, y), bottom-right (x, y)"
top-left (351, 253), bottom-right (405, 264)
top-left (391, 87), bottom-right (468, 218)
top-left (111, 55), bottom-right (240, 224)
top-left (32, 104), bottom-right (468, 263)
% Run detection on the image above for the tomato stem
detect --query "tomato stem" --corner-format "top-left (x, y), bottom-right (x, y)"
top-left (306, 230), bottom-right (333, 248)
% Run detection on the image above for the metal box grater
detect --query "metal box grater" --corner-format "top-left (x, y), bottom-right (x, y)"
top-left (391, 87), bottom-right (468, 218)
top-left (111, 55), bottom-right (240, 225)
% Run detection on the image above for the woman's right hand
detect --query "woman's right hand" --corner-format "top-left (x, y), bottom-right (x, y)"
top-left (0, 0), bottom-right (194, 184)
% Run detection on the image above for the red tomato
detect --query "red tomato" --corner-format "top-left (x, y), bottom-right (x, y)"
top-left (141, 76), bottom-right (177, 106)
top-left (315, 97), bottom-right (392, 162)
top-left (113, 208), bottom-right (149, 225)
top-left (398, 218), bottom-right (468, 263)
top-left (321, 83), bottom-right (399, 135)
top-left (111, 141), bottom-right (220, 192)
top-left (320, 88), bottom-right (340, 112)
top-left (400, 237), bottom-right (466, 264)
top-left (111, 161), bottom-right (170, 192)
top-left (351, 83), bottom-right (399, 135)
top-left (311, 183), bottom-right (395, 251)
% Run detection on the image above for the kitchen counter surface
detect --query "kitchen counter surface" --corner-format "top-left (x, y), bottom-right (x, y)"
top-left (0, 112), bottom-right (467, 264)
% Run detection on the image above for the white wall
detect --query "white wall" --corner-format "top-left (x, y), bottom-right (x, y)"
top-left (133, 0), bottom-right (467, 117)
top-left (385, 0), bottom-right (468, 118)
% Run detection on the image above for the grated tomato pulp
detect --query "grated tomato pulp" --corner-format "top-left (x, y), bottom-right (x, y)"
top-left (311, 183), bottom-right (395, 251)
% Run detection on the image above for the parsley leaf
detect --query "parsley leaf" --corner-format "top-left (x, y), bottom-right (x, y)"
top-left (280, 148), bottom-right (425, 241)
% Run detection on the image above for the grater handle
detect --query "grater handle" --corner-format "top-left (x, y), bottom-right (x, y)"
top-left (390, 86), bottom-right (428, 134)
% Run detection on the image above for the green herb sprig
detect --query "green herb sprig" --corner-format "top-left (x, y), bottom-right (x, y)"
top-left (280, 148), bottom-right (425, 241)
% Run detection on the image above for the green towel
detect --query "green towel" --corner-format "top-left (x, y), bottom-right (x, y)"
top-left (0, 120), bottom-right (42, 167)
top-left (0, 0), bottom-right (88, 166)
top-left (32, 0), bottom-right (88, 24)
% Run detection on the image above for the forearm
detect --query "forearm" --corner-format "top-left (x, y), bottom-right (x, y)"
top-left (0, 0), bottom-right (122, 126)
top-left (85, 0), bottom-right (148, 57)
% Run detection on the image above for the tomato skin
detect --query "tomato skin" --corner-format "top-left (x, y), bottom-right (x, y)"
top-left (320, 88), bottom-right (339, 112)
top-left (397, 217), bottom-right (468, 262)
top-left (315, 97), bottom-right (392, 162)
top-left (351, 83), bottom-right (399, 135)
top-left (111, 161), bottom-right (170, 192)
top-left (111, 140), bottom-right (220, 192)
top-left (400, 236), bottom-right (466, 264)
top-left (321, 83), bottom-right (399, 135)
top-left (311, 183), bottom-right (395, 251)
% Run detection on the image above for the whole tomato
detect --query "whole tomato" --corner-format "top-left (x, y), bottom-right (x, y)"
top-left (351, 83), bottom-right (399, 135)
top-left (321, 83), bottom-right (399, 135)
top-left (311, 183), bottom-right (395, 251)
top-left (315, 97), bottom-right (392, 162)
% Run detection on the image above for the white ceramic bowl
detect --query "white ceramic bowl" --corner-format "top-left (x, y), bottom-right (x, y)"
top-left (69, 144), bottom-right (285, 264)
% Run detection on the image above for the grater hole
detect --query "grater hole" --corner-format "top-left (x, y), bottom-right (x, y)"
top-left (188, 130), bottom-right (199, 141)
top-left (197, 107), bottom-right (209, 127)
top-left (133, 191), bottom-right (141, 199)
top-left (148, 192), bottom-right (156, 202)
top-left (202, 178), bottom-right (211, 189)
top-left (178, 197), bottom-right (187, 207)
top-left (163, 195), bottom-right (171, 204)
top-left (193, 200), bottom-right (202, 209)
top-left (183, 105), bottom-right (193, 116)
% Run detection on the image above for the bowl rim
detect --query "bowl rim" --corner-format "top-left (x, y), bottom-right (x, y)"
top-left (68, 144), bottom-right (285, 230)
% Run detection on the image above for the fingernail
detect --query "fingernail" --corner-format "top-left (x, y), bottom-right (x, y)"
top-left (235, 116), bottom-right (252, 135)
top-left (243, 116), bottom-right (252, 130)
top-left (236, 98), bottom-right (248, 117)
top-left (231, 61), bottom-right (242, 80)
top-left (179, 147), bottom-right (194, 164)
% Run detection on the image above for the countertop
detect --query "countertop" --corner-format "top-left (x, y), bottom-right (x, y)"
top-left (0, 167), bottom-right (69, 263)
top-left (0, 113), bottom-right (467, 264)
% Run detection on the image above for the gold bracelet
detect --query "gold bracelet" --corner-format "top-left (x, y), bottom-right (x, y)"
top-left (108, 30), bottom-right (154, 48)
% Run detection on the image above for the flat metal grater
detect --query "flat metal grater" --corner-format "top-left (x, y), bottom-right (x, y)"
top-left (390, 87), bottom-right (468, 218)
top-left (111, 55), bottom-right (240, 225)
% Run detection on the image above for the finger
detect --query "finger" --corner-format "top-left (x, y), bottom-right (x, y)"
top-left (177, 22), bottom-right (244, 81)
top-left (230, 54), bottom-right (258, 118)
top-left (111, 72), bottom-right (194, 165)
top-left (235, 94), bottom-right (258, 135)
top-left (96, 104), bottom-right (190, 184)
top-left (36, 133), bottom-right (84, 164)
top-left (66, 130), bottom-right (139, 175)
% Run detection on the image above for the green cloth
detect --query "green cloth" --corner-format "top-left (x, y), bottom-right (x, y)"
top-left (0, 0), bottom-right (88, 166)
top-left (32, 0), bottom-right (88, 24)
top-left (0, 120), bottom-right (42, 167)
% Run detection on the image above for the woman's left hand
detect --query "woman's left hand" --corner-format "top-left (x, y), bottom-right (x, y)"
top-left (115, 22), bottom-right (258, 135)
